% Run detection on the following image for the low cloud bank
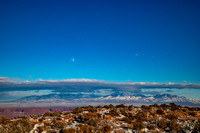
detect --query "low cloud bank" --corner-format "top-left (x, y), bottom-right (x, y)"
top-left (0, 77), bottom-right (200, 107)
top-left (0, 77), bottom-right (200, 91)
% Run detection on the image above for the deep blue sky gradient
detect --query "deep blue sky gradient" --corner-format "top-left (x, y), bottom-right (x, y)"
top-left (0, 0), bottom-right (200, 83)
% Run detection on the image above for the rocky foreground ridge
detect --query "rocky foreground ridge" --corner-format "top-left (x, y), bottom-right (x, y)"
top-left (0, 103), bottom-right (200, 133)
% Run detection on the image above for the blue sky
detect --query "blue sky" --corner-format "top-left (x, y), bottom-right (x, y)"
top-left (0, 0), bottom-right (200, 83)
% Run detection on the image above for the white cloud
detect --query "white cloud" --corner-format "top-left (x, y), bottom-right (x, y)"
top-left (0, 78), bottom-right (200, 89)
top-left (0, 77), bottom-right (9, 82)
top-left (77, 95), bottom-right (200, 105)
top-left (1, 78), bottom-right (200, 107)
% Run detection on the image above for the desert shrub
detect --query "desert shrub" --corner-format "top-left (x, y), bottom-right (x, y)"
top-left (103, 105), bottom-right (109, 109)
top-left (38, 117), bottom-right (45, 123)
top-left (188, 111), bottom-right (197, 117)
top-left (128, 105), bottom-right (134, 111)
top-left (72, 107), bottom-right (83, 114)
top-left (135, 111), bottom-right (147, 121)
top-left (108, 110), bottom-right (119, 117)
top-left (156, 119), bottom-right (167, 129)
top-left (96, 105), bottom-right (102, 109)
top-left (81, 112), bottom-right (97, 122)
top-left (170, 103), bottom-right (179, 111)
top-left (192, 120), bottom-right (200, 133)
top-left (133, 120), bottom-right (143, 130)
top-left (63, 111), bottom-right (71, 115)
top-left (85, 118), bottom-right (99, 127)
top-left (123, 116), bottom-right (133, 124)
top-left (78, 124), bottom-right (94, 133)
top-left (44, 111), bottom-right (53, 117)
top-left (156, 109), bottom-right (165, 115)
top-left (101, 124), bottom-right (112, 133)
top-left (108, 104), bottom-right (115, 109)
top-left (0, 117), bottom-right (10, 124)
top-left (0, 117), bottom-right (33, 133)
top-left (30, 115), bottom-right (38, 119)
top-left (169, 120), bottom-right (181, 131)
top-left (120, 109), bottom-right (128, 117)
top-left (166, 113), bottom-right (178, 120)
top-left (51, 118), bottom-right (66, 129)
top-left (37, 126), bottom-right (47, 133)
top-left (85, 105), bottom-right (96, 113)
top-left (87, 105), bottom-right (93, 109)
top-left (170, 103), bottom-right (177, 107)
top-left (182, 108), bottom-right (188, 112)
top-left (148, 124), bottom-right (156, 130)
top-left (56, 117), bottom-right (62, 120)
top-left (47, 129), bottom-right (57, 133)
top-left (116, 104), bottom-right (125, 108)
top-left (188, 107), bottom-right (198, 111)
top-left (60, 128), bottom-right (76, 133)
top-left (160, 104), bottom-right (169, 109)
top-left (141, 105), bottom-right (150, 110)
top-left (150, 104), bottom-right (159, 107)
top-left (97, 113), bottom-right (102, 119)
top-left (53, 111), bottom-right (61, 117)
